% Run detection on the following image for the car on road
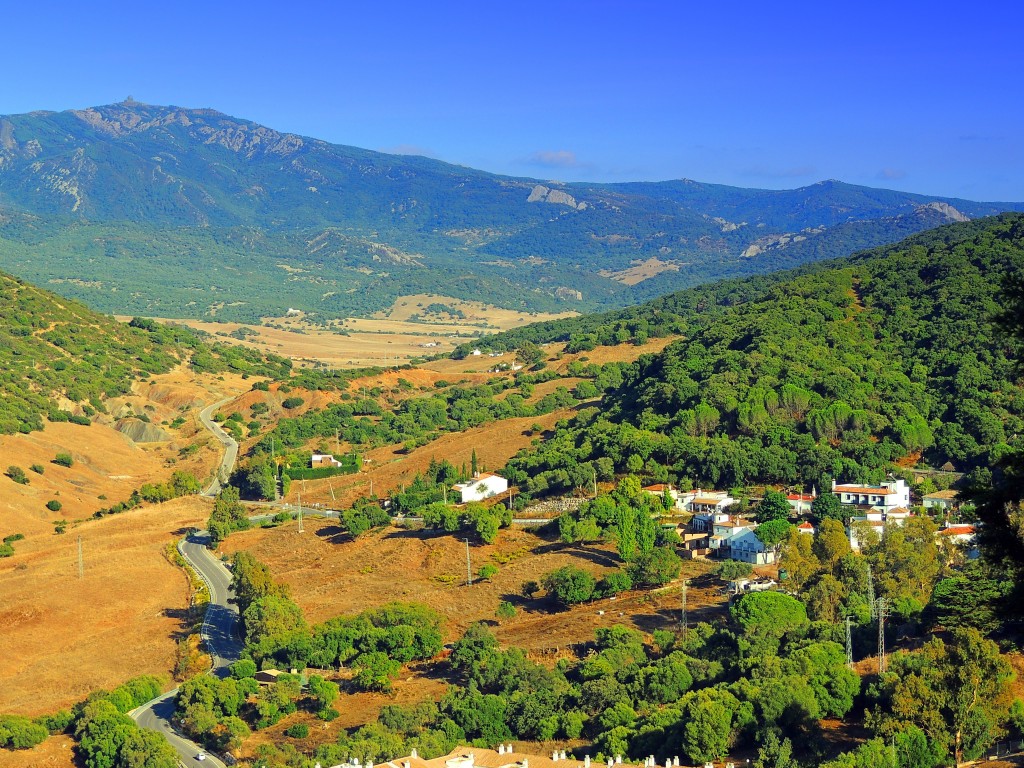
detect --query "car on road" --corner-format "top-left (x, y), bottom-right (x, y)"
top-left (196, 754), bottom-right (207, 761)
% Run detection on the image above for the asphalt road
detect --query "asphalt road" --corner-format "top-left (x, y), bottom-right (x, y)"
top-left (199, 397), bottom-right (239, 497)
top-left (130, 532), bottom-right (240, 767)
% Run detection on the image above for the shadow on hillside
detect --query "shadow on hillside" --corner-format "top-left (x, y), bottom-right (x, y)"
top-left (531, 541), bottom-right (620, 568)
top-left (164, 606), bottom-right (198, 640)
top-left (314, 524), bottom-right (352, 544)
top-left (498, 593), bottom-right (555, 615)
top-left (383, 527), bottom-right (454, 541)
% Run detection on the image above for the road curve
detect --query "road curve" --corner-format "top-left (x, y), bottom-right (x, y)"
top-left (130, 532), bottom-right (240, 767)
top-left (199, 397), bottom-right (239, 497)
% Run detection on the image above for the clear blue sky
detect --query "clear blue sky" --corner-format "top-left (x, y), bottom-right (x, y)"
top-left (3, 0), bottom-right (1022, 200)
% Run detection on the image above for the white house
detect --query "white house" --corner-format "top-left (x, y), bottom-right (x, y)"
top-left (728, 528), bottom-right (776, 565)
top-left (709, 517), bottom-right (756, 556)
top-left (923, 489), bottom-right (960, 512)
top-left (796, 521), bottom-right (816, 535)
top-left (452, 472), bottom-right (508, 503)
top-left (641, 483), bottom-right (685, 511)
top-left (686, 489), bottom-right (737, 532)
top-left (938, 523), bottom-right (979, 559)
top-left (831, 477), bottom-right (910, 515)
top-left (786, 491), bottom-right (816, 515)
top-left (311, 453), bottom-right (343, 468)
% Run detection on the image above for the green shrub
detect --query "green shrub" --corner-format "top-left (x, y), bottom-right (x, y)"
top-left (29, 464), bottom-right (44, 475)
top-left (496, 601), bottom-right (517, 620)
top-left (478, 563), bottom-right (499, 581)
top-left (284, 723), bottom-right (309, 738)
top-left (0, 714), bottom-right (48, 749)
top-left (5, 466), bottom-right (27, 484)
top-left (46, 500), bottom-right (62, 512)
top-left (282, 397), bottom-right (305, 409)
top-left (53, 453), bottom-right (73, 468)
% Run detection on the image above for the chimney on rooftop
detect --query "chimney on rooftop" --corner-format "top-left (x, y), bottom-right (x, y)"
top-left (411, 750), bottom-right (418, 760)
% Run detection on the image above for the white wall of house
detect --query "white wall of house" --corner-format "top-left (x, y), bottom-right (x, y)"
top-left (453, 473), bottom-right (508, 503)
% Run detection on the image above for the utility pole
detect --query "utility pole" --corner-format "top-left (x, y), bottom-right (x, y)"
top-left (465, 539), bottom-right (473, 586)
top-left (443, 484), bottom-right (447, 504)
top-left (845, 615), bottom-right (854, 669)
top-left (681, 579), bottom-right (688, 636)
top-left (329, 480), bottom-right (336, 503)
top-left (867, 564), bottom-right (876, 619)
top-left (77, 536), bottom-right (84, 579)
top-left (876, 597), bottom-right (887, 674)
top-left (593, 467), bottom-right (598, 498)
top-left (297, 493), bottom-right (304, 534)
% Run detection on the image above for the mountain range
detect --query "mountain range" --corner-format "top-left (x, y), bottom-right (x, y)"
top-left (1, 100), bottom-right (1021, 322)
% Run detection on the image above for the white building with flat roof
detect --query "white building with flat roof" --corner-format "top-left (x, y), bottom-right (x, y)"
top-left (452, 472), bottom-right (508, 503)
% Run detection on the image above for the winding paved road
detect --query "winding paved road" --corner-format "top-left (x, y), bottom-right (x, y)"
top-left (199, 397), bottom-right (240, 497)
top-left (130, 533), bottom-right (240, 767)
top-left (131, 394), bottom-right (242, 766)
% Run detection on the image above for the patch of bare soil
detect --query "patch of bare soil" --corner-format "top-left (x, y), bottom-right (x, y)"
top-left (0, 494), bottom-right (211, 716)
top-left (599, 257), bottom-right (681, 286)
top-left (0, 734), bottom-right (77, 767)
top-left (219, 522), bottom-right (723, 648)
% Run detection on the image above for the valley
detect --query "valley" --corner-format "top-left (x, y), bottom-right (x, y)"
top-left (0, 212), bottom-right (1022, 768)
top-left (145, 294), bottom-right (577, 369)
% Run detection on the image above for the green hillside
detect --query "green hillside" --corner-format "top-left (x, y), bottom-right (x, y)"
top-left (503, 214), bottom-right (1024, 493)
top-left (0, 102), bottom-right (1020, 321)
top-left (0, 271), bottom-right (290, 435)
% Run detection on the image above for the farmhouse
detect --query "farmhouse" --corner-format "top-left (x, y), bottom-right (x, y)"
top-left (311, 453), bottom-right (344, 468)
top-left (831, 477), bottom-right (910, 515)
top-left (254, 669), bottom-right (284, 685)
top-left (641, 483), bottom-right (684, 511)
top-left (786, 491), bottom-right (816, 514)
top-left (923, 488), bottom-right (960, 512)
top-left (688, 489), bottom-right (738, 532)
top-left (939, 523), bottom-right (979, 558)
top-left (452, 472), bottom-right (508, 503)
top-left (728, 528), bottom-right (776, 565)
top-left (709, 517), bottom-right (757, 558)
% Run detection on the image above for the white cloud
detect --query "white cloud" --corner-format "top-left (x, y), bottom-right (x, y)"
top-left (525, 149), bottom-right (582, 168)
top-left (877, 168), bottom-right (907, 181)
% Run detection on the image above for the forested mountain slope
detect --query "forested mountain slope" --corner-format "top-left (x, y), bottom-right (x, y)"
top-left (505, 214), bottom-right (1024, 492)
top-left (0, 101), bottom-right (1020, 321)
top-left (0, 271), bottom-right (290, 434)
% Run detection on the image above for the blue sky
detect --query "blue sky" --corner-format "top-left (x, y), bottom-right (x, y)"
top-left (3, 1), bottom-right (1022, 200)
